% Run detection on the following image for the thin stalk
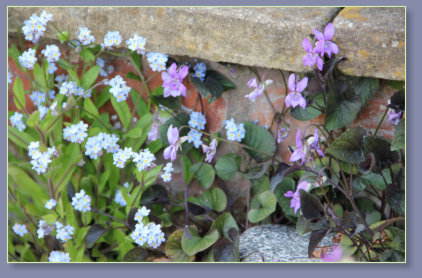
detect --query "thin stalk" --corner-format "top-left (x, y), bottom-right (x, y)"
top-left (180, 155), bottom-right (189, 228)
top-left (374, 108), bottom-right (389, 136)
top-left (92, 208), bottom-right (131, 229)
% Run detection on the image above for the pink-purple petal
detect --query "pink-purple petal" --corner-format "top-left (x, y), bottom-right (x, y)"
top-left (288, 74), bottom-right (296, 92)
top-left (302, 37), bottom-right (313, 53)
top-left (247, 78), bottom-right (258, 88)
top-left (324, 23), bottom-right (335, 41)
top-left (178, 65), bottom-right (189, 79)
top-left (168, 63), bottom-right (177, 76)
top-left (314, 28), bottom-right (324, 41)
top-left (296, 77), bottom-right (308, 93)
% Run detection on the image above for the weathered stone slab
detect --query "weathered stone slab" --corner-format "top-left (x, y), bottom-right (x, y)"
top-left (8, 7), bottom-right (339, 73)
top-left (239, 224), bottom-right (333, 262)
top-left (333, 7), bottom-right (405, 80)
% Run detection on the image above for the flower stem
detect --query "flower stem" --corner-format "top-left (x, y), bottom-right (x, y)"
top-left (374, 108), bottom-right (389, 136)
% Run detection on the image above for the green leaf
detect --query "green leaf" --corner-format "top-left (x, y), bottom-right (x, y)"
top-left (391, 119), bottom-right (405, 151)
top-left (130, 52), bottom-right (142, 72)
top-left (122, 247), bottom-right (148, 262)
top-left (95, 87), bottom-right (111, 108)
top-left (57, 59), bottom-right (72, 71)
top-left (57, 30), bottom-right (70, 43)
top-left (354, 77), bottom-right (380, 107)
top-left (215, 153), bottom-right (240, 180)
top-left (248, 190), bottom-right (277, 223)
top-left (365, 211), bottom-right (381, 226)
top-left (191, 163), bottom-right (215, 189)
top-left (241, 122), bottom-right (275, 162)
top-left (165, 230), bottom-right (195, 262)
top-left (193, 187), bottom-right (227, 212)
top-left (274, 177), bottom-right (297, 217)
top-left (181, 227), bottom-right (219, 256)
top-left (124, 127), bottom-right (143, 139)
top-left (67, 69), bottom-right (80, 85)
top-left (326, 127), bottom-right (367, 164)
top-left (130, 89), bottom-right (148, 117)
top-left (26, 111), bottom-right (40, 128)
top-left (81, 65), bottom-right (100, 90)
top-left (210, 212), bottom-right (239, 240)
top-left (363, 136), bottom-right (399, 170)
top-left (86, 224), bottom-right (107, 248)
top-left (356, 172), bottom-right (386, 190)
top-left (33, 62), bottom-right (48, 91)
top-left (79, 47), bottom-right (95, 63)
top-left (12, 77), bottom-right (25, 110)
top-left (8, 166), bottom-right (49, 206)
top-left (159, 113), bottom-right (190, 146)
top-left (183, 155), bottom-right (194, 185)
top-left (9, 45), bottom-right (26, 72)
top-left (290, 92), bottom-right (323, 121)
top-left (111, 96), bottom-right (131, 130)
top-left (324, 76), bottom-right (362, 130)
top-left (83, 98), bottom-right (99, 119)
top-left (211, 229), bottom-right (240, 262)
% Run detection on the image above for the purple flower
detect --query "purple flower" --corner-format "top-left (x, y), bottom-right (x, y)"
top-left (245, 78), bottom-right (273, 101)
top-left (285, 74), bottom-right (307, 109)
top-left (322, 245), bottom-right (343, 262)
top-left (276, 126), bottom-right (289, 144)
top-left (388, 109), bottom-right (402, 126)
top-left (302, 38), bottom-right (324, 71)
top-left (290, 129), bottom-right (308, 165)
top-left (314, 23), bottom-right (339, 58)
top-left (161, 63), bottom-right (189, 98)
top-left (163, 124), bottom-right (179, 161)
top-left (147, 121), bottom-right (160, 142)
top-left (308, 129), bottom-right (325, 157)
top-left (284, 180), bottom-right (310, 214)
top-left (202, 138), bottom-right (217, 163)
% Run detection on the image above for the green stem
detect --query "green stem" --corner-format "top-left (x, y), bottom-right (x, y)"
top-left (374, 108), bottom-right (389, 136)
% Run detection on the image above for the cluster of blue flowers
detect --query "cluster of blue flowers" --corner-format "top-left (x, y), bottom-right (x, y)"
top-left (132, 149), bottom-right (156, 172)
top-left (28, 141), bottom-right (57, 174)
top-left (106, 75), bottom-right (131, 102)
top-left (126, 34), bottom-right (147, 54)
top-left (96, 57), bottom-right (114, 77)
top-left (61, 81), bottom-right (91, 98)
top-left (63, 121), bottom-right (89, 144)
top-left (55, 222), bottom-right (75, 243)
top-left (114, 189), bottom-right (127, 207)
top-left (41, 44), bottom-right (61, 74)
top-left (18, 48), bottom-right (37, 69)
top-left (113, 147), bottom-right (134, 168)
top-left (12, 223), bottom-right (28, 237)
top-left (146, 52), bottom-right (168, 72)
top-left (9, 112), bottom-right (26, 131)
top-left (161, 162), bottom-right (174, 182)
top-left (103, 31), bottom-right (122, 48)
top-left (71, 189), bottom-right (92, 213)
top-left (224, 118), bottom-right (246, 142)
top-left (22, 10), bottom-right (52, 43)
top-left (48, 251), bottom-right (71, 262)
top-left (187, 111), bottom-right (206, 148)
top-left (55, 74), bottom-right (67, 83)
top-left (84, 132), bottom-right (120, 159)
top-left (29, 90), bottom-right (52, 120)
top-left (130, 207), bottom-right (165, 249)
top-left (77, 27), bottom-right (95, 46)
top-left (193, 62), bottom-right (207, 82)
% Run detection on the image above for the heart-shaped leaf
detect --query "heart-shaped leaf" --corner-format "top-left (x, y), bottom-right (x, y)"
top-left (215, 153), bottom-right (241, 180)
top-left (165, 230), bottom-right (195, 262)
top-left (191, 163), bottom-right (215, 189)
top-left (86, 224), bottom-right (107, 248)
top-left (210, 212), bottom-right (239, 240)
top-left (181, 227), bottom-right (219, 256)
top-left (363, 136), bottom-right (399, 170)
top-left (122, 247), bottom-right (148, 262)
top-left (391, 119), bottom-right (405, 151)
top-left (241, 122), bottom-right (275, 162)
top-left (193, 187), bottom-right (227, 212)
top-left (290, 92), bottom-right (324, 121)
top-left (326, 127), bottom-right (367, 164)
top-left (248, 190), bottom-right (277, 223)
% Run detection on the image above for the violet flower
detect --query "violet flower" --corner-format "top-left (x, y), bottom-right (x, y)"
top-left (161, 63), bottom-right (189, 98)
top-left (245, 78), bottom-right (273, 101)
top-left (163, 124), bottom-right (179, 161)
top-left (284, 180), bottom-right (310, 214)
top-left (285, 74), bottom-right (308, 110)
top-left (314, 23), bottom-right (339, 58)
top-left (302, 38), bottom-right (324, 71)
top-left (308, 129), bottom-right (325, 157)
top-left (322, 245), bottom-right (343, 262)
top-left (147, 121), bottom-right (160, 142)
top-left (276, 126), bottom-right (289, 144)
top-left (202, 138), bottom-right (217, 163)
top-left (290, 129), bottom-right (308, 165)
top-left (388, 109), bottom-right (402, 126)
